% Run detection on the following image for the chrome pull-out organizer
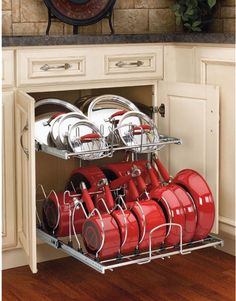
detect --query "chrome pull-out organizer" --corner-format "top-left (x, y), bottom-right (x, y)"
top-left (37, 228), bottom-right (223, 274)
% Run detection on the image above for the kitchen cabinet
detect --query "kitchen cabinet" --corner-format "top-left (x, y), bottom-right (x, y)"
top-left (2, 92), bottom-right (17, 250)
top-left (2, 42), bottom-right (233, 272)
top-left (164, 45), bottom-right (235, 255)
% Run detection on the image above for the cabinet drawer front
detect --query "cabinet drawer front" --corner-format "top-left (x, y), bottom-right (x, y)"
top-left (17, 49), bottom-right (86, 87)
top-left (2, 50), bottom-right (14, 88)
top-left (106, 53), bottom-right (156, 74)
top-left (104, 46), bottom-right (163, 79)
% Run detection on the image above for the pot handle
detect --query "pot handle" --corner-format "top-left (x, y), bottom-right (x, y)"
top-left (109, 110), bottom-right (127, 120)
top-left (146, 162), bottom-right (161, 188)
top-left (80, 133), bottom-right (101, 143)
top-left (80, 182), bottom-right (95, 214)
top-left (154, 158), bottom-right (171, 183)
top-left (110, 174), bottom-right (132, 190)
top-left (132, 124), bottom-right (151, 135)
top-left (43, 112), bottom-right (65, 126)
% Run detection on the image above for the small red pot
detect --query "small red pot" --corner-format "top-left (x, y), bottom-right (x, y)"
top-left (81, 182), bottom-right (121, 260)
top-left (42, 191), bottom-right (84, 237)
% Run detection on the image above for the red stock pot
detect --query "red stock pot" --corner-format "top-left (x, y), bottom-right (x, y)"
top-left (96, 179), bottom-right (139, 255)
top-left (110, 172), bottom-right (166, 252)
top-left (80, 182), bottom-right (121, 260)
top-left (42, 190), bottom-right (84, 237)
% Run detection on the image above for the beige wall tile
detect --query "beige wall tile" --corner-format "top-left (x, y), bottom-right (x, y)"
top-left (135, 0), bottom-right (174, 9)
top-left (115, 0), bottom-right (134, 9)
top-left (21, 0), bottom-right (48, 22)
top-left (149, 9), bottom-right (175, 33)
top-left (223, 19), bottom-right (235, 32)
top-left (2, 0), bottom-right (11, 11)
top-left (2, 11), bottom-right (13, 35)
top-left (221, 0), bottom-right (235, 6)
top-left (12, 0), bottom-right (20, 22)
top-left (208, 19), bottom-right (223, 33)
top-left (12, 21), bottom-right (63, 35)
top-left (114, 9), bottom-right (148, 34)
top-left (221, 7), bottom-right (236, 18)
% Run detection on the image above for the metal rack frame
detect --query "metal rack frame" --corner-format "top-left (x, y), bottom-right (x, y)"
top-left (37, 228), bottom-right (223, 274)
top-left (36, 134), bottom-right (182, 160)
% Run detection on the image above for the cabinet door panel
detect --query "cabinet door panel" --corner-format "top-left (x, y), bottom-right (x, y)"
top-left (15, 90), bottom-right (37, 273)
top-left (2, 92), bottom-right (17, 249)
top-left (157, 81), bottom-right (219, 233)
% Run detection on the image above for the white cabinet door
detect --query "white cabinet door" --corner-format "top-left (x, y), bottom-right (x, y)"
top-left (157, 81), bottom-right (219, 233)
top-left (15, 90), bottom-right (37, 273)
top-left (2, 91), bottom-right (17, 249)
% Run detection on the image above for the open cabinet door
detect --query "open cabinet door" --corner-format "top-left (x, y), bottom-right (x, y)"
top-left (157, 81), bottom-right (219, 234)
top-left (15, 90), bottom-right (37, 273)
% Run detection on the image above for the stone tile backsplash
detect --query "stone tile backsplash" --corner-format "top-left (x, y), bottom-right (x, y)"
top-left (2, 0), bottom-right (235, 36)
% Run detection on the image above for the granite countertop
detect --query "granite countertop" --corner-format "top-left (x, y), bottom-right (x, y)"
top-left (2, 33), bottom-right (235, 47)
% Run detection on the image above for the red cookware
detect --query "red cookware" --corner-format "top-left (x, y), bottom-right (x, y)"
top-left (102, 160), bottom-right (160, 197)
top-left (133, 166), bottom-right (184, 246)
top-left (110, 168), bottom-right (166, 252)
top-left (42, 190), bottom-right (84, 237)
top-left (65, 166), bottom-right (108, 212)
top-left (173, 169), bottom-right (215, 240)
top-left (80, 182), bottom-right (121, 260)
top-left (97, 178), bottom-right (139, 255)
top-left (146, 162), bottom-right (197, 244)
top-left (152, 157), bottom-right (215, 240)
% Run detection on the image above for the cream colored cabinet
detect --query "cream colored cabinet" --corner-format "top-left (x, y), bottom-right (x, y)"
top-left (14, 78), bottom-right (219, 273)
top-left (16, 45), bottom-right (163, 88)
top-left (164, 45), bottom-right (235, 254)
top-left (2, 50), bottom-right (15, 89)
top-left (2, 91), bottom-right (17, 250)
top-left (3, 43), bottom-right (231, 273)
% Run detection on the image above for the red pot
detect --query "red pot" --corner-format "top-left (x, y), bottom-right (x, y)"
top-left (99, 180), bottom-right (139, 255)
top-left (65, 166), bottom-right (108, 213)
top-left (150, 186), bottom-right (186, 246)
top-left (173, 169), bottom-right (215, 240)
top-left (81, 182), bottom-right (121, 260)
top-left (42, 191), bottom-right (84, 237)
top-left (110, 174), bottom-right (166, 252)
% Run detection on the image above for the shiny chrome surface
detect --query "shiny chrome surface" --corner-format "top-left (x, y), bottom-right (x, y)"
top-left (117, 111), bottom-right (159, 153)
top-left (35, 98), bottom-right (84, 146)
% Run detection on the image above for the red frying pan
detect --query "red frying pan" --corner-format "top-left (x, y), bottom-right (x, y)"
top-left (42, 190), bottom-right (84, 237)
top-left (97, 178), bottom-right (139, 255)
top-left (80, 182), bottom-right (121, 260)
top-left (110, 171), bottom-right (166, 252)
top-left (173, 169), bottom-right (215, 240)
top-left (153, 157), bottom-right (215, 240)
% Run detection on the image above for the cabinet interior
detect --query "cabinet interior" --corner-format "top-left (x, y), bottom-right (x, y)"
top-left (30, 85), bottom-right (153, 199)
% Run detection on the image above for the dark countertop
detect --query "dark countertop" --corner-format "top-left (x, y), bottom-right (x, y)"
top-left (2, 33), bottom-right (235, 47)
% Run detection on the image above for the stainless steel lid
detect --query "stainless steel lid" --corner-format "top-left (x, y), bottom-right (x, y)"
top-left (117, 111), bottom-right (160, 153)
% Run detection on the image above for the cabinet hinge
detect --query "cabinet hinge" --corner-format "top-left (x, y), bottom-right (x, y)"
top-left (150, 104), bottom-right (165, 118)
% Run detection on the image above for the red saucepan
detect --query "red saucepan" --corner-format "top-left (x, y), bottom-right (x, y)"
top-left (146, 162), bottom-right (197, 244)
top-left (66, 166), bottom-right (120, 213)
top-left (153, 157), bottom-right (215, 240)
top-left (97, 178), bottom-right (139, 255)
top-left (131, 165), bottom-right (184, 246)
top-left (80, 182), bottom-right (121, 260)
top-left (110, 168), bottom-right (166, 252)
top-left (42, 190), bottom-right (84, 237)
